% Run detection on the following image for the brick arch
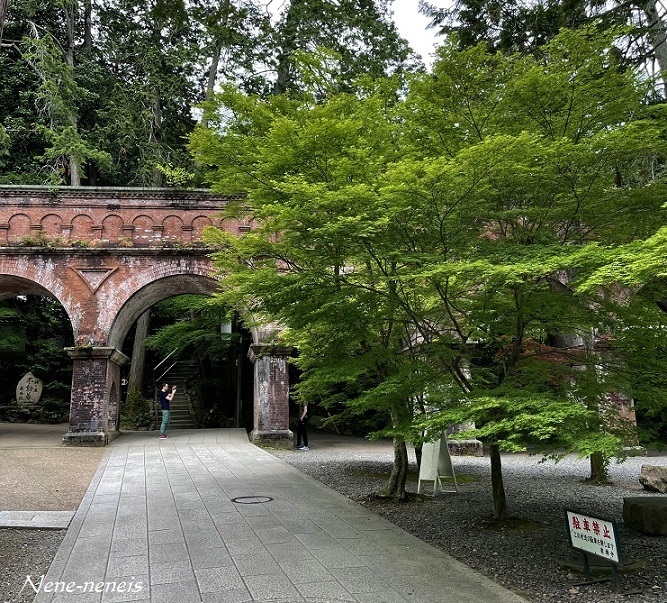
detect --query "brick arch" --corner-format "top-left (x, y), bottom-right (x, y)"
top-left (41, 214), bottom-right (63, 237)
top-left (162, 215), bottom-right (184, 243)
top-left (71, 214), bottom-right (94, 240)
top-left (191, 216), bottom-right (213, 240)
top-left (107, 273), bottom-right (217, 349)
top-left (131, 214), bottom-right (153, 246)
top-left (101, 214), bottom-right (123, 242)
top-left (0, 186), bottom-right (292, 447)
top-left (0, 273), bottom-right (62, 301)
top-left (0, 257), bottom-right (80, 330)
top-left (8, 213), bottom-right (30, 243)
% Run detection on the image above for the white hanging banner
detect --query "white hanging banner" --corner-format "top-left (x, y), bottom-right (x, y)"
top-left (417, 432), bottom-right (458, 495)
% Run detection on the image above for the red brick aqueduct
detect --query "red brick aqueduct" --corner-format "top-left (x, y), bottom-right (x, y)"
top-left (0, 186), bottom-right (292, 446)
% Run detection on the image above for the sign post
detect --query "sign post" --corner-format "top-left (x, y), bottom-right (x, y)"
top-left (565, 510), bottom-right (623, 589)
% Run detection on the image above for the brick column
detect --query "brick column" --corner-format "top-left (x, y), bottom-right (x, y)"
top-left (62, 346), bottom-right (129, 446)
top-left (248, 344), bottom-right (293, 447)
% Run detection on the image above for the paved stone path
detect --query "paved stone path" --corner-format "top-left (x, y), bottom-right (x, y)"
top-left (31, 429), bottom-right (527, 603)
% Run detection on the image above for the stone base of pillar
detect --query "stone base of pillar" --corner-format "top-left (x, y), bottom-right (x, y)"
top-left (448, 439), bottom-right (483, 457)
top-left (62, 429), bottom-right (121, 447)
top-left (250, 429), bottom-right (293, 448)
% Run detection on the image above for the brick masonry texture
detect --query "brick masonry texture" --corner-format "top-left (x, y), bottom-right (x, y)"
top-left (0, 187), bottom-right (291, 443)
top-left (0, 186), bottom-right (253, 246)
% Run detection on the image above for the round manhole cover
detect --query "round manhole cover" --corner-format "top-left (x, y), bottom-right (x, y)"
top-left (231, 496), bottom-right (273, 504)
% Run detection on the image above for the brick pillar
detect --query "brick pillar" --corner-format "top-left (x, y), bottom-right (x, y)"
top-left (62, 346), bottom-right (129, 446)
top-left (248, 344), bottom-right (292, 447)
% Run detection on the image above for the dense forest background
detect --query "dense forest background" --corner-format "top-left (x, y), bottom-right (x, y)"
top-left (0, 0), bottom-right (415, 186)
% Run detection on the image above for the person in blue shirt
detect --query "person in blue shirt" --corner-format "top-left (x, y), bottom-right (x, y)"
top-left (158, 383), bottom-right (176, 439)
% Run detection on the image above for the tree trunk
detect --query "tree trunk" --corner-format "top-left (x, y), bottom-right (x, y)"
top-left (0, 0), bottom-right (8, 44)
top-left (490, 443), bottom-right (507, 520)
top-left (200, 43), bottom-right (221, 129)
top-left (83, 0), bottom-right (92, 52)
top-left (127, 310), bottom-right (150, 395)
top-left (64, 3), bottom-right (81, 186)
top-left (152, 90), bottom-right (163, 186)
top-left (588, 451), bottom-right (610, 484)
top-left (273, 0), bottom-right (300, 95)
top-left (379, 437), bottom-right (409, 500)
top-left (641, 0), bottom-right (667, 91)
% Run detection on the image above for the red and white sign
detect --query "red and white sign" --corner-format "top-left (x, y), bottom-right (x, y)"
top-left (565, 510), bottom-right (620, 564)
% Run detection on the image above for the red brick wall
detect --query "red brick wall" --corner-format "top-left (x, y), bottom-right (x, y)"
top-left (0, 186), bottom-right (254, 247)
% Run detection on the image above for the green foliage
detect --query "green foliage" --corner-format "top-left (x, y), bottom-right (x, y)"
top-left (120, 390), bottom-right (153, 430)
top-left (0, 297), bottom-right (73, 418)
top-left (192, 378), bottom-right (226, 427)
top-left (156, 163), bottom-right (195, 188)
top-left (0, 124), bottom-right (9, 167)
top-left (196, 27), bottom-right (667, 504)
top-left (1, 0), bottom-right (416, 185)
top-left (271, 0), bottom-right (416, 96)
top-left (145, 295), bottom-right (235, 359)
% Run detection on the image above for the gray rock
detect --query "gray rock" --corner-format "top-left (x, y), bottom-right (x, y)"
top-left (639, 464), bottom-right (667, 493)
top-left (623, 496), bottom-right (667, 536)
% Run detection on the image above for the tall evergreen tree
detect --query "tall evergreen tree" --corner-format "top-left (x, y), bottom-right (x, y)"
top-left (420, 0), bottom-right (667, 92)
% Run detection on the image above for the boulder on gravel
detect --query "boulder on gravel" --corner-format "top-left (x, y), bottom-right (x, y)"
top-left (623, 497), bottom-right (667, 536)
top-left (639, 465), bottom-right (667, 493)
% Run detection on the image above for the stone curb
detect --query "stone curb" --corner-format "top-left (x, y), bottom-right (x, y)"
top-left (0, 511), bottom-right (74, 529)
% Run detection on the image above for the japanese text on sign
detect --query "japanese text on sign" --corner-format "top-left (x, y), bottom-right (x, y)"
top-left (16, 372), bottom-right (43, 406)
top-left (565, 510), bottom-right (620, 564)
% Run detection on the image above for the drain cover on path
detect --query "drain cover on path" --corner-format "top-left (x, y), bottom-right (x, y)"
top-left (231, 496), bottom-right (273, 504)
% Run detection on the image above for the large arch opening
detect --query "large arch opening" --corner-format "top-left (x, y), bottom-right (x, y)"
top-left (0, 276), bottom-right (74, 425)
top-left (109, 276), bottom-right (255, 433)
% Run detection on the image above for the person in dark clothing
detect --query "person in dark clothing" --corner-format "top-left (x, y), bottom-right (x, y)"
top-left (159, 383), bottom-right (176, 439)
top-left (296, 402), bottom-right (309, 450)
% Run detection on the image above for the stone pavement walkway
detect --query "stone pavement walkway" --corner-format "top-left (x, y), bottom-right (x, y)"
top-left (32, 429), bottom-right (528, 603)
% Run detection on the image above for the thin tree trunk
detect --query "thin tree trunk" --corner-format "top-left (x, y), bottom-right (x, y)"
top-left (127, 310), bottom-right (150, 395)
top-left (490, 443), bottom-right (507, 520)
top-left (414, 442), bottom-right (422, 470)
top-left (273, 0), bottom-right (300, 95)
top-left (83, 0), bottom-right (92, 52)
top-left (380, 437), bottom-right (409, 500)
top-left (0, 0), bottom-right (9, 44)
top-left (641, 0), bottom-right (667, 89)
top-left (152, 90), bottom-right (163, 186)
top-left (200, 43), bottom-right (221, 129)
top-left (588, 451), bottom-right (609, 484)
top-left (64, 3), bottom-right (81, 186)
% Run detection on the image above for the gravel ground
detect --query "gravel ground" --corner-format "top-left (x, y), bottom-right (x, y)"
top-left (1, 432), bottom-right (665, 603)
top-left (0, 529), bottom-right (65, 603)
top-left (269, 433), bottom-right (667, 603)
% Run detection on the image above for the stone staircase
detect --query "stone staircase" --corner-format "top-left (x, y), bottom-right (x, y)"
top-left (158, 360), bottom-right (198, 429)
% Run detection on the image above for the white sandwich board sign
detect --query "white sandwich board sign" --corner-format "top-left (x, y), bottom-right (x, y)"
top-left (417, 433), bottom-right (458, 495)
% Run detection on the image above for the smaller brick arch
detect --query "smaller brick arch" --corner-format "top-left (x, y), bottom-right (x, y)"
top-left (8, 214), bottom-right (30, 243)
top-left (131, 215), bottom-right (154, 246)
top-left (101, 215), bottom-right (123, 243)
top-left (162, 215), bottom-right (184, 243)
top-left (71, 214), bottom-right (94, 240)
top-left (192, 216), bottom-right (214, 241)
top-left (41, 214), bottom-right (63, 237)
